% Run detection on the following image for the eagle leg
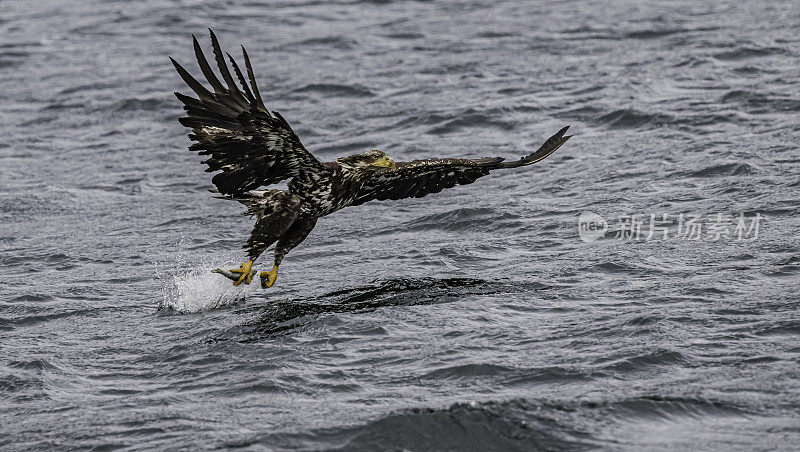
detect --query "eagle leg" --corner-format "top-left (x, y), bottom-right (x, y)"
top-left (260, 265), bottom-right (278, 288)
top-left (222, 190), bottom-right (303, 287)
top-left (229, 260), bottom-right (254, 286)
top-left (257, 214), bottom-right (318, 289)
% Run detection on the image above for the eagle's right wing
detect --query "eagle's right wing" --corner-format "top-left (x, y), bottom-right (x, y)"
top-left (350, 126), bottom-right (571, 206)
top-left (172, 30), bottom-right (329, 196)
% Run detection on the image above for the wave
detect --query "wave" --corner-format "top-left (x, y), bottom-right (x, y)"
top-left (260, 399), bottom-right (593, 451)
top-left (713, 45), bottom-right (790, 61)
top-left (428, 112), bottom-right (515, 135)
top-left (106, 97), bottom-right (174, 113)
top-left (210, 277), bottom-right (509, 341)
top-left (720, 90), bottom-right (800, 114)
top-left (379, 31), bottom-right (425, 40)
top-left (396, 207), bottom-right (522, 233)
top-left (683, 162), bottom-right (753, 178)
top-left (209, 276), bottom-right (551, 343)
top-left (289, 36), bottom-right (358, 50)
top-left (256, 396), bottom-right (749, 449)
top-left (163, 269), bottom-right (490, 317)
top-left (597, 109), bottom-right (674, 129)
top-left (594, 349), bottom-right (690, 372)
top-left (292, 83), bottom-right (375, 98)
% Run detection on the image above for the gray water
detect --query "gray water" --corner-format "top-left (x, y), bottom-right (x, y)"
top-left (2, 0), bottom-right (799, 450)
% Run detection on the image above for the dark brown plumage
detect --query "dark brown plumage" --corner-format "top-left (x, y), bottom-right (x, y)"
top-left (172, 30), bottom-right (572, 288)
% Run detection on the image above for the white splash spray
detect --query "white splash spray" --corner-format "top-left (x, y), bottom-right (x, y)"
top-left (159, 262), bottom-right (248, 314)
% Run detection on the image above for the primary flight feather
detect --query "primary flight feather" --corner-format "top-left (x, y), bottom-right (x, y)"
top-left (172, 30), bottom-right (572, 288)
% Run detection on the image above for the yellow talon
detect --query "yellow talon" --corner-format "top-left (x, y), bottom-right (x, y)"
top-left (260, 265), bottom-right (278, 288)
top-left (229, 260), bottom-right (253, 286)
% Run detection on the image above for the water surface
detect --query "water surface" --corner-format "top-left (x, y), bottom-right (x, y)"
top-left (2, 0), bottom-right (799, 449)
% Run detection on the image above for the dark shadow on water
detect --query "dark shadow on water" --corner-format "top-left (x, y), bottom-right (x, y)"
top-left (210, 277), bottom-right (550, 342)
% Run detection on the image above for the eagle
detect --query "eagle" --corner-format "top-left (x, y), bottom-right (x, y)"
top-left (171, 31), bottom-right (571, 289)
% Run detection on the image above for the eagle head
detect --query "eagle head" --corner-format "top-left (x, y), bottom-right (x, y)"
top-left (337, 150), bottom-right (397, 171)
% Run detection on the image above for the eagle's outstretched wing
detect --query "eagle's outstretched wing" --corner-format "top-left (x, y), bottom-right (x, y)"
top-left (171, 30), bottom-right (328, 196)
top-left (350, 126), bottom-right (571, 206)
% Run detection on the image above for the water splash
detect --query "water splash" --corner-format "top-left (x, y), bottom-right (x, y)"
top-left (159, 264), bottom-right (247, 313)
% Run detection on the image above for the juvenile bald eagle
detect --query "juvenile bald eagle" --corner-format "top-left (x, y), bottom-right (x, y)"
top-left (172, 31), bottom-right (571, 289)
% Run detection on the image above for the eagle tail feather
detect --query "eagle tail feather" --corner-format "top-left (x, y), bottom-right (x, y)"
top-left (501, 125), bottom-right (571, 169)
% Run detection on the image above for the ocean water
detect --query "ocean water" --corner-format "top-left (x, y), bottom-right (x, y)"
top-left (2, 0), bottom-right (799, 449)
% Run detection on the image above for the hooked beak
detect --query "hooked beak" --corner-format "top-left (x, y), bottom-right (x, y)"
top-left (374, 156), bottom-right (397, 171)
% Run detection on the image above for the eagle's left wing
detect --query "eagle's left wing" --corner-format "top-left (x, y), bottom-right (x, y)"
top-left (171, 30), bottom-right (329, 196)
top-left (350, 126), bottom-right (571, 206)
